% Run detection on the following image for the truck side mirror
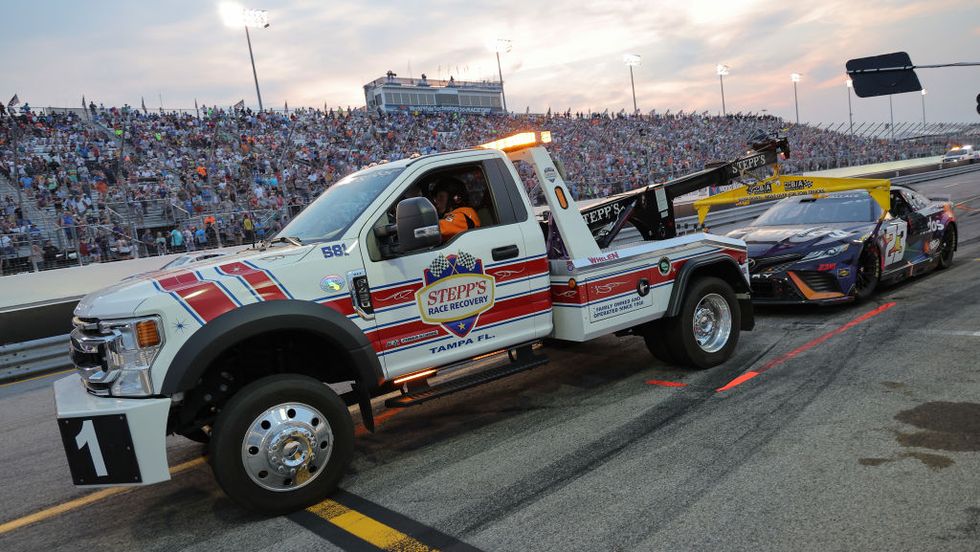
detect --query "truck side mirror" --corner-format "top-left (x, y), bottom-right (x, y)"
top-left (396, 197), bottom-right (441, 252)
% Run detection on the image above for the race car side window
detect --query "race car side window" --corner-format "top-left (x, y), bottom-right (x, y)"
top-left (903, 190), bottom-right (929, 211)
top-left (889, 190), bottom-right (913, 217)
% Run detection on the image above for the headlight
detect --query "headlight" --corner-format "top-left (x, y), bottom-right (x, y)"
top-left (98, 316), bottom-right (164, 397)
top-left (800, 243), bottom-right (849, 262)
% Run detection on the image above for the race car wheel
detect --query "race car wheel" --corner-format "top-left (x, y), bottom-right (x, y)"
top-left (209, 374), bottom-right (353, 514)
top-left (642, 319), bottom-right (681, 365)
top-left (937, 226), bottom-right (956, 269)
top-left (666, 277), bottom-right (740, 369)
top-left (854, 246), bottom-right (881, 300)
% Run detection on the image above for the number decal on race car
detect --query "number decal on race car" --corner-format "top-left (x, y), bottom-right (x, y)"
top-left (928, 219), bottom-right (945, 233)
top-left (882, 220), bottom-right (907, 266)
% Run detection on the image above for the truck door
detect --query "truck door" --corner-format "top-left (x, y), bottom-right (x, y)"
top-left (361, 157), bottom-right (550, 378)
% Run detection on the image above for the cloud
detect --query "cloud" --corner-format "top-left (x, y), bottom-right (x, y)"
top-left (2, 0), bottom-right (978, 122)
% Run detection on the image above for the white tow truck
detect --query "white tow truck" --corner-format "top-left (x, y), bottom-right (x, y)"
top-left (56, 131), bottom-right (785, 513)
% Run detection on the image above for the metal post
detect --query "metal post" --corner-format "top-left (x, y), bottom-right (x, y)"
top-left (245, 26), bottom-right (264, 111)
top-left (793, 81), bottom-right (799, 124)
top-left (719, 73), bottom-right (726, 116)
top-left (847, 86), bottom-right (853, 135)
top-left (496, 50), bottom-right (507, 113)
top-left (8, 112), bottom-right (23, 219)
top-left (629, 65), bottom-right (637, 114)
top-left (888, 96), bottom-right (894, 140)
top-left (921, 93), bottom-right (926, 126)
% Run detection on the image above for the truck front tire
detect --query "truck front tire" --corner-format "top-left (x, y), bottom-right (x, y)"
top-left (664, 277), bottom-right (740, 369)
top-left (209, 374), bottom-right (354, 514)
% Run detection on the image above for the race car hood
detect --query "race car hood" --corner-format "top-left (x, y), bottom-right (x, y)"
top-left (726, 222), bottom-right (874, 259)
top-left (73, 243), bottom-right (308, 320)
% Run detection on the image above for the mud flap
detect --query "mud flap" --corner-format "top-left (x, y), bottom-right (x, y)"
top-left (353, 381), bottom-right (375, 433)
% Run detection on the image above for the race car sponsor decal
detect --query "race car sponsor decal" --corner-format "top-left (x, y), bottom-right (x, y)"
top-left (416, 252), bottom-right (495, 338)
top-left (782, 178), bottom-right (814, 191)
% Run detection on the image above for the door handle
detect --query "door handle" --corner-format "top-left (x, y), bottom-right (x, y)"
top-left (492, 245), bottom-right (520, 261)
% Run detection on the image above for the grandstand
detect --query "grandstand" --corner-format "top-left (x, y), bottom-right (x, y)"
top-left (2, 100), bottom-right (978, 276)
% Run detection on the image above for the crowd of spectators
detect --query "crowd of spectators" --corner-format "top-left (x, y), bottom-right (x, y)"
top-left (0, 99), bottom-right (965, 274)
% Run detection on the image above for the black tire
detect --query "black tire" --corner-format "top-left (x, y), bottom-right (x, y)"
top-left (179, 427), bottom-right (210, 444)
top-left (642, 319), bottom-right (681, 365)
top-left (663, 277), bottom-right (740, 369)
top-left (937, 225), bottom-right (956, 269)
top-left (209, 374), bottom-right (354, 514)
top-left (853, 246), bottom-right (880, 300)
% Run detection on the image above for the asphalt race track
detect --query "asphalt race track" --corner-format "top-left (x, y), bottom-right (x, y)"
top-left (2, 170), bottom-right (980, 551)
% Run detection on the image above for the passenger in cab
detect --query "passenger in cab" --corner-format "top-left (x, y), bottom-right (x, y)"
top-left (430, 178), bottom-right (480, 240)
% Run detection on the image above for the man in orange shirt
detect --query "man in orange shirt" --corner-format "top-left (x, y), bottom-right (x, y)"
top-left (430, 178), bottom-right (480, 240)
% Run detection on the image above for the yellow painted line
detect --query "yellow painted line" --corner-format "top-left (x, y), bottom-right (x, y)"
top-left (0, 456), bottom-right (206, 535)
top-left (0, 369), bottom-right (74, 388)
top-left (308, 499), bottom-right (436, 551)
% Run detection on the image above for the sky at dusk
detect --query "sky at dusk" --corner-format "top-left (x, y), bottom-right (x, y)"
top-left (3, 0), bottom-right (979, 124)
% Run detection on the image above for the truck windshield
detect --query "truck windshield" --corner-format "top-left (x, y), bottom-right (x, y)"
top-left (277, 166), bottom-right (404, 243)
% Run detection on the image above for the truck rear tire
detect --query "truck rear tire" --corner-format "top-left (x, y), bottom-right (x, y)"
top-left (642, 320), bottom-right (681, 365)
top-left (209, 374), bottom-right (354, 514)
top-left (665, 277), bottom-right (740, 369)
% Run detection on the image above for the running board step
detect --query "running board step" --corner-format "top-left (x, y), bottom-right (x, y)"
top-left (384, 347), bottom-right (548, 408)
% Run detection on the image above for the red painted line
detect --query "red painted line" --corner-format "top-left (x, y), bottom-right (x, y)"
top-left (646, 379), bottom-right (688, 388)
top-left (716, 301), bottom-right (897, 392)
top-left (716, 371), bottom-right (760, 392)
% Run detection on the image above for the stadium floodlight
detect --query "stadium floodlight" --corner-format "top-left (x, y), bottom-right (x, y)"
top-left (488, 38), bottom-right (512, 113)
top-left (845, 77), bottom-right (854, 135)
top-left (623, 54), bottom-right (641, 114)
top-left (790, 73), bottom-right (801, 123)
top-left (717, 64), bottom-right (729, 116)
top-left (921, 89), bottom-right (927, 126)
top-left (220, 3), bottom-right (269, 111)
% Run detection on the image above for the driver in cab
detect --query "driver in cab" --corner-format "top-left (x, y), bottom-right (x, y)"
top-left (430, 178), bottom-right (480, 240)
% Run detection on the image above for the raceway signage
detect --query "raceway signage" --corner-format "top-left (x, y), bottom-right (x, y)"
top-left (416, 252), bottom-right (495, 338)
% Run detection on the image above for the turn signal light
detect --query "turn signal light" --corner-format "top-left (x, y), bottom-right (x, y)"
top-left (136, 320), bottom-right (161, 348)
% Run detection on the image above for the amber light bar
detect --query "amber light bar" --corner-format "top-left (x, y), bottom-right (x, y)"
top-left (392, 368), bottom-right (437, 385)
top-left (478, 131), bottom-right (553, 152)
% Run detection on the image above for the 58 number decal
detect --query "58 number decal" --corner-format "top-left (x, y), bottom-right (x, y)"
top-left (321, 243), bottom-right (350, 259)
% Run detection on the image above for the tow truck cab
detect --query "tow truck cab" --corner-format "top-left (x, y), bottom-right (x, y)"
top-left (57, 131), bottom-right (761, 514)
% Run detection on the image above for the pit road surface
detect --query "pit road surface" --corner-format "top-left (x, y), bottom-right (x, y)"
top-left (2, 169), bottom-right (980, 551)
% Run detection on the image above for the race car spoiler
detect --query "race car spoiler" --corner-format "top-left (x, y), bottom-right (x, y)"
top-left (575, 136), bottom-right (790, 246)
top-left (692, 174), bottom-right (892, 225)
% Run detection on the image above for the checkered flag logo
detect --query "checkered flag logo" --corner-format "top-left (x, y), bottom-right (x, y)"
top-left (457, 251), bottom-right (477, 271)
top-left (429, 255), bottom-right (450, 275)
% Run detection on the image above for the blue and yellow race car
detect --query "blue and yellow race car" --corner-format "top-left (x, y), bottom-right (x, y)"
top-left (725, 186), bottom-right (957, 304)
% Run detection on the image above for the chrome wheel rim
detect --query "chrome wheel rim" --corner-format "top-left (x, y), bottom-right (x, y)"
top-left (692, 293), bottom-right (732, 353)
top-left (242, 402), bottom-right (333, 492)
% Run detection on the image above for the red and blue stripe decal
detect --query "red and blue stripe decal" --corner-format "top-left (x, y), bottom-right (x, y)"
top-left (215, 261), bottom-right (294, 301)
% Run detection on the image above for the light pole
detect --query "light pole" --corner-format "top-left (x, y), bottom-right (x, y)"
top-left (921, 89), bottom-right (927, 128)
top-left (624, 54), bottom-right (641, 115)
top-left (717, 64), bottom-right (729, 116)
top-left (221, 3), bottom-right (269, 112)
top-left (888, 95), bottom-right (894, 140)
top-left (791, 73), bottom-right (801, 124)
top-left (845, 77), bottom-right (854, 135)
top-left (491, 38), bottom-right (512, 114)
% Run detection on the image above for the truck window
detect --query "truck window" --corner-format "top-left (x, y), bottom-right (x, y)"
top-left (373, 163), bottom-right (503, 256)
